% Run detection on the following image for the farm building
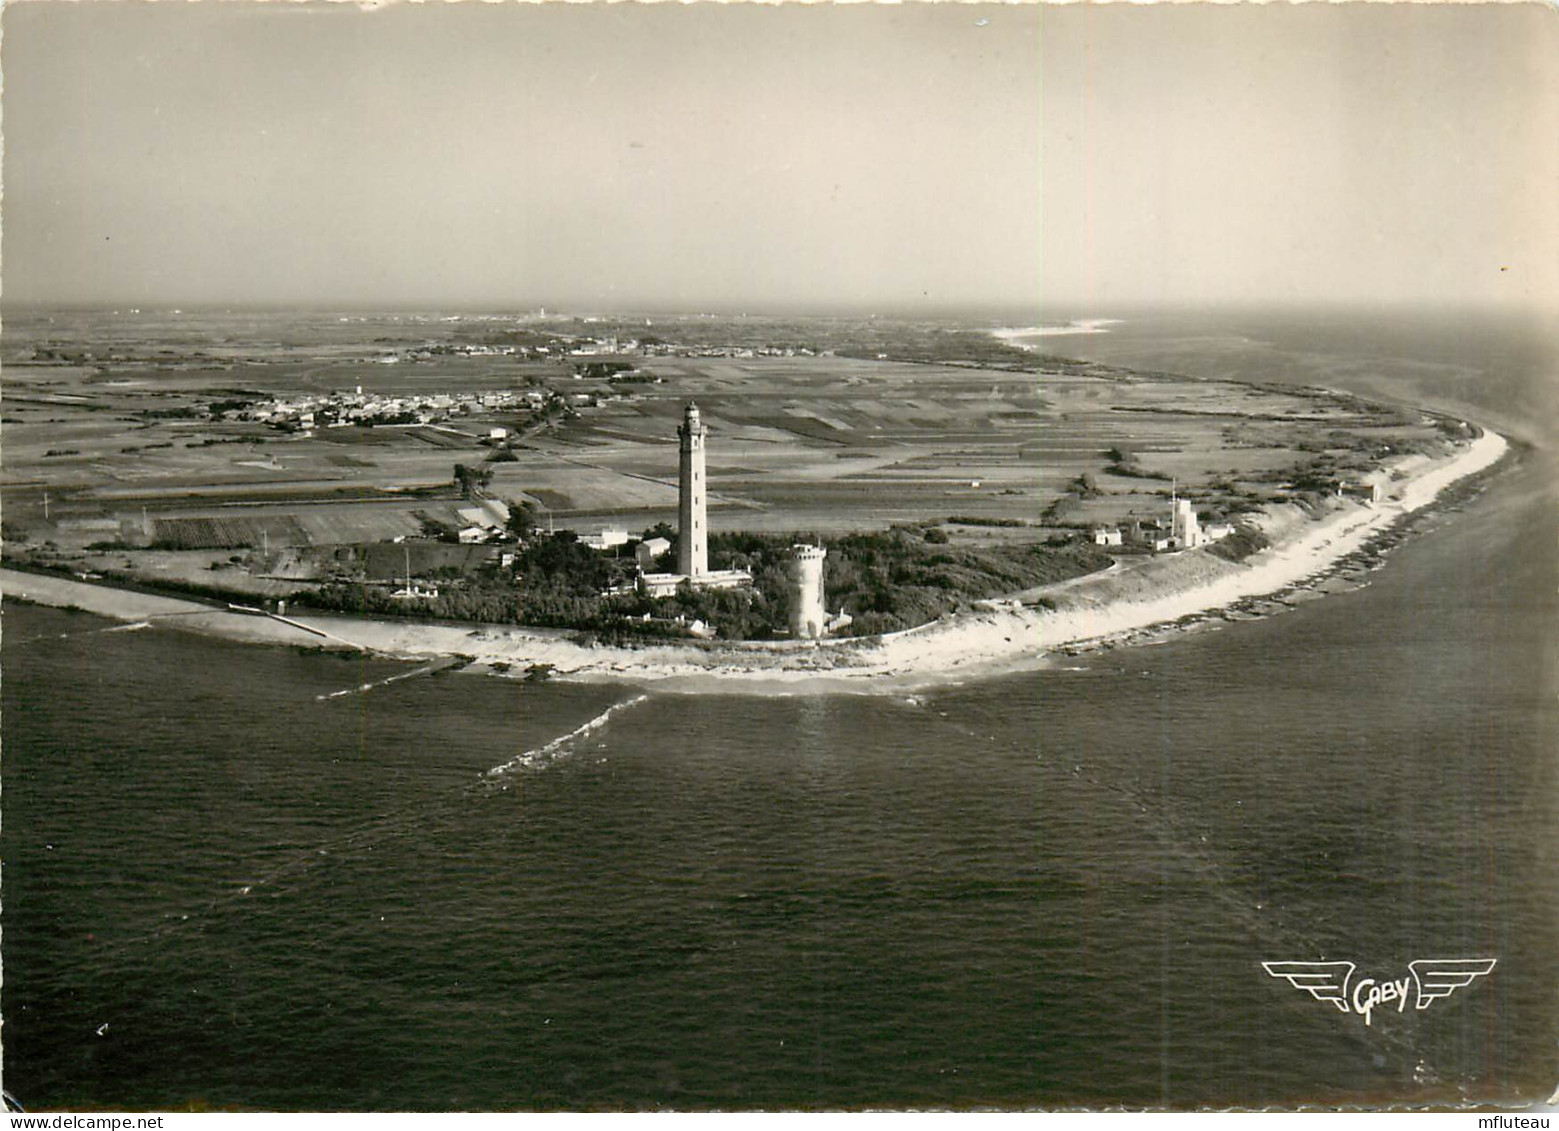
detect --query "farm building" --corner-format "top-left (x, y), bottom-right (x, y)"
top-left (636, 536), bottom-right (671, 569)
top-left (1337, 480), bottom-right (1382, 503)
top-left (456, 501), bottom-right (510, 533)
top-left (581, 528), bottom-right (630, 551)
top-left (637, 569), bottom-right (752, 600)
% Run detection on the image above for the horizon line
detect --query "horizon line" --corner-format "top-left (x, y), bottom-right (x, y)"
top-left (3, 297), bottom-right (1550, 320)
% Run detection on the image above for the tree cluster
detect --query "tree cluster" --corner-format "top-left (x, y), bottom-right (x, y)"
top-left (293, 525), bottom-right (1115, 642)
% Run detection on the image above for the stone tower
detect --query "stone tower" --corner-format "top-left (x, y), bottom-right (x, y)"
top-left (788, 544), bottom-right (827, 639)
top-left (677, 401), bottom-right (708, 577)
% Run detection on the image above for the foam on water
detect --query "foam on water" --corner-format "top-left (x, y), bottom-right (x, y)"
top-left (316, 661), bottom-right (444, 700)
top-left (8, 619), bottom-right (153, 646)
top-left (483, 692), bottom-right (651, 778)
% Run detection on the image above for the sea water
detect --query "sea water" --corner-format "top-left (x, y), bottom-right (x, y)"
top-left (3, 308), bottom-right (1555, 1109)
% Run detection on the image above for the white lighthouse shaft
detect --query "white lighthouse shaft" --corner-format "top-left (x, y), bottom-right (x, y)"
top-left (677, 402), bottom-right (708, 577)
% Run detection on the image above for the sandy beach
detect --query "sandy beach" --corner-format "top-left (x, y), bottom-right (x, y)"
top-left (0, 566), bottom-right (1044, 694)
top-left (1, 428), bottom-right (1506, 693)
top-left (1038, 427), bottom-right (1507, 652)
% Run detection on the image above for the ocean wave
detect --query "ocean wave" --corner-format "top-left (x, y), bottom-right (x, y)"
top-left (315, 659), bottom-right (454, 700)
top-left (483, 693), bottom-right (651, 778)
top-left (10, 620), bottom-right (154, 646)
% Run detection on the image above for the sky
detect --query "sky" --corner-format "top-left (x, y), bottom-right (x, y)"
top-left (2, 3), bottom-right (1041, 313)
top-left (2, 1), bottom-right (1555, 315)
top-left (1039, 3), bottom-right (1559, 315)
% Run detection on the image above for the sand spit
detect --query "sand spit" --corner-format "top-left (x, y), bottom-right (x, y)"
top-left (0, 429), bottom-right (1506, 693)
top-left (993, 320), bottom-right (1121, 345)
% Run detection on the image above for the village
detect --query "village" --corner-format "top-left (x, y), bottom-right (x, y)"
top-left (226, 385), bottom-right (571, 432)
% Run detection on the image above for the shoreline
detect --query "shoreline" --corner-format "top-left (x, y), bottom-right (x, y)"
top-left (1037, 427), bottom-right (1507, 655)
top-left (0, 428), bottom-right (1508, 695)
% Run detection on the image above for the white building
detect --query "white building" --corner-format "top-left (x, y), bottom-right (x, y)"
top-left (456, 500), bottom-right (510, 533)
top-left (581, 528), bottom-right (629, 551)
top-left (1338, 480), bottom-right (1383, 504)
top-left (637, 569), bottom-right (751, 600)
top-left (638, 572), bottom-right (685, 599)
top-left (1092, 526), bottom-right (1123, 547)
top-left (636, 537), bottom-right (671, 570)
top-left (480, 498), bottom-right (511, 527)
top-left (1171, 498), bottom-right (1201, 548)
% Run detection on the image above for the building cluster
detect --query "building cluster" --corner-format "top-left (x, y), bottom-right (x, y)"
top-left (407, 343), bottom-right (545, 360)
top-left (599, 401), bottom-right (844, 639)
top-left (218, 387), bottom-right (553, 429)
top-left (386, 332), bottom-right (822, 364)
top-left (1092, 475), bottom-right (1380, 553)
top-left (565, 335), bottom-right (821, 360)
top-left (378, 399), bottom-right (850, 640)
top-left (635, 402), bottom-right (755, 602)
top-left (455, 499), bottom-right (512, 543)
top-left (1093, 497), bottom-right (1234, 552)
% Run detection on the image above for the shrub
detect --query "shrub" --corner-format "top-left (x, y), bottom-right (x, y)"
top-left (1207, 526), bottom-right (1271, 562)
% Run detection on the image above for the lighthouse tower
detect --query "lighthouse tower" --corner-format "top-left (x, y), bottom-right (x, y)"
top-left (788, 544), bottom-right (828, 639)
top-left (677, 401), bottom-right (709, 577)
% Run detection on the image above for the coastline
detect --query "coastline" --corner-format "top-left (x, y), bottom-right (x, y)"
top-left (0, 428), bottom-right (1507, 694)
top-left (1037, 427), bottom-right (1507, 655)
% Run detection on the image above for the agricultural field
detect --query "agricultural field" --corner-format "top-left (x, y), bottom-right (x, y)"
top-left (151, 515), bottom-right (312, 551)
top-left (1030, 368), bottom-right (1461, 536)
top-left (2, 307), bottom-right (1463, 609)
